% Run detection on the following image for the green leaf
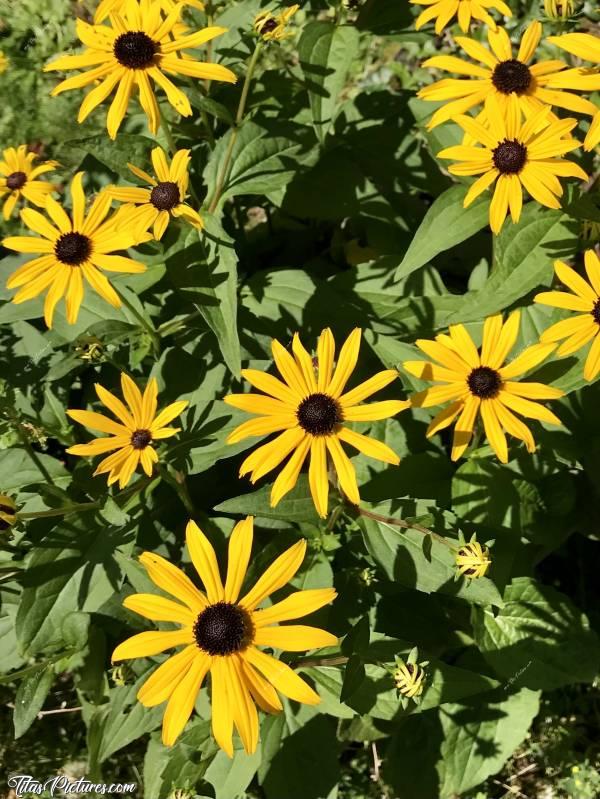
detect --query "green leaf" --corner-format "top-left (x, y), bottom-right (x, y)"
top-left (473, 577), bottom-right (600, 690)
top-left (13, 664), bottom-right (55, 738)
top-left (384, 688), bottom-right (540, 798)
top-left (88, 671), bottom-right (163, 772)
top-left (298, 22), bottom-right (360, 141)
top-left (360, 512), bottom-right (503, 606)
top-left (0, 448), bottom-right (70, 493)
top-left (143, 722), bottom-right (218, 799)
top-left (16, 523), bottom-right (133, 655)
top-left (62, 133), bottom-right (157, 179)
top-left (394, 184), bottom-right (490, 281)
top-left (205, 746), bottom-right (262, 799)
top-left (169, 215), bottom-right (240, 375)
top-left (448, 205), bottom-right (578, 323)
top-left (204, 121), bottom-right (316, 208)
top-left (215, 475), bottom-right (320, 524)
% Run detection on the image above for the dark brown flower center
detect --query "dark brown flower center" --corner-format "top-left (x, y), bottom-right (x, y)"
top-left (260, 18), bottom-right (278, 34)
top-left (467, 366), bottom-right (502, 399)
top-left (193, 602), bottom-right (253, 656)
top-left (297, 392), bottom-right (342, 435)
top-left (6, 171), bottom-right (27, 190)
top-left (54, 232), bottom-right (92, 266)
top-left (492, 59), bottom-right (532, 95)
top-left (492, 139), bottom-right (528, 175)
top-left (592, 299), bottom-right (600, 326)
top-left (150, 181), bottom-right (180, 211)
top-left (131, 429), bottom-right (152, 449)
top-left (113, 31), bottom-right (158, 69)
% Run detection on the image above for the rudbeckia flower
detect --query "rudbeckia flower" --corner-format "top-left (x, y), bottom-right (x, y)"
top-left (112, 517), bottom-right (337, 754)
top-left (224, 328), bottom-right (409, 518)
top-left (2, 172), bottom-right (148, 328)
top-left (438, 96), bottom-right (587, 234)
top-left (94, 0), bottom-right (205, 24)
top-left (534, 252), bottom-right (600, 381)
top-left (403, 311), bottom-right (564, 463)
top-left (0, 145), bottom-right (57, 220)
top-left (108, 147), bottom-right (203, 240)
top-left (410, 0), bottom-right (511, 34)
top-left (67, 373), bottom-right (188, 488)
top-left (0, 52), bottom-right (8, 74)
top-left (455, 535), bottom-right (491, 579)
top-left (254, 4), bottom-right (300, 41)
top-left (44, 0), bottom-right (236, 139)
top-left (545, 33), bottom-right (600, 150)
top-left (418, 22), bottom-right (598, 130)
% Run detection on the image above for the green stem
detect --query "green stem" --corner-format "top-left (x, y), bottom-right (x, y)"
top-left (18, 501), bottom-right (101, 520)
top-left (115, 286), bottom-right (161, 356)
top-left (207, 43), bottom-right (262, 214)
top-left (293, 654), bottom-right (348, 670)
top-left (158, 464), bottom-right (196, 516)
top-left (8, 409), bottom-right (55, 486)
top-left (157, 310), bottom-right (203, 338)
top-left (158, 105), bottom-right (177, 156)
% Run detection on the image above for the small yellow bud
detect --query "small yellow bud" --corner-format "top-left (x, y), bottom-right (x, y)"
top-left (254, 4), bottom-right (299, 41)
top-left (543, 0), bottom-right (578, 20)
top-left (0, 494), bottom-right (17, 531)
top-left (455, 535), bottom-right (492, 579)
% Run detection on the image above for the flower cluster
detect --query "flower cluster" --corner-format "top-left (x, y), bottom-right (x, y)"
top-left (3, 0), bottom-right (599, 765)
top-left (417, 14), bottom-right (600, 232)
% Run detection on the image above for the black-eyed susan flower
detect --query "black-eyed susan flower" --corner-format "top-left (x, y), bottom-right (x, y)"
top-left (438, 96), bottom-right (586, 234)
top-left (534, 253), bottom-right (600, 381)
top-left (403, 311), bottom-right (564, 463)
top-left (112, 517), bottom-right (337, 754)
top-left (0, 494), bottom-right (17, 531)
top-left (0, 145), bottom-right (57, 221)
top-left (0, 52), bottom-right (8, 74)
top-left (3, 172), bottom-right (148, 328)
top-left (455, 534), bottom-right (491, 579)
top-left (545, 33), bottom-right (600, 150)
top-left (94, 0), bottom-right (205, 24)
top-left (410, 0), bottom-right (511, 34)
top-left (254, 4), bottom-right (299, 41)
top-left (67, 373), bottom-right (188, 488)
top-left (393, 648), bottom-right (428, 707)
top-left (44, 0), bottom-right (236, 140)
top-left (224, 328), bottom-right (409, 518)
top-left (108, 147), bottom-right (202, 241)
top-left (418, 21), bottom-right (598, 131)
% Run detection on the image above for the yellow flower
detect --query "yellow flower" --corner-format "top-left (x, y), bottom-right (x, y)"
top-left (534, 253), bottom-right (600, 381)
top-left (44, 0), bottom-right (236, 140)
top-left (108, 147), bottom-right (203, 241)
top-left (410, 0), bottom-right (512, 34)
top-left (0, 145), bottom-right (57, 221)
top-left (254, 4), bottom-right (299, 41)
top-left (94, 0), bottom-right (205, 24)
top-left (67, 373), bottom-right (188, 488)
top-left (0, 494), bottom-right (17, 531)
top-left (545, 33), bottom-right (600, 150)
top-left (455, 535), bottom-right (491, 578)
top-left (403, 311), bottom-right (564, 463)
top-left (393, 649), bottom-right (428, 705)
top-left (544, 0), bottom-right (578, 21)
top-left (438, 96), bottom-right (587, 235)
top-left (112, 516), bottom-right (337, 754)
top-left (418, 21), bottom-right (598, 131)
top-left (0, 52), bottom-right (8, 74)
top-left (225, 328), bottom-right (409, 518)
top-left (3, 173), bottom-right (148, 328)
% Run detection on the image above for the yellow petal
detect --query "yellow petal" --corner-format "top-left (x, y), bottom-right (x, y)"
top-left (185, 520), bottom-right (225, 604)
top-left (240, 540), bottom-right (306, 611)
top-left (112, 629), bottom-right (193, 661)
top-left (254, 625), bottom-right (337, 651)
top-left (244, 647), bottom-right (320, 705)
top-left (162, 652), bottom-right (211, 746)
top-left (224, 517), bottom-right (253, 603)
